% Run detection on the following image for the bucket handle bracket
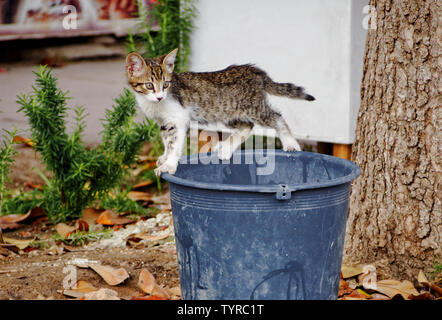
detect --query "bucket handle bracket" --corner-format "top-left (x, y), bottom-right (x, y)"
top-left (276, 184), bottom-right (291, 200)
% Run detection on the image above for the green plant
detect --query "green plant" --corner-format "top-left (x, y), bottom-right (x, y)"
top-left (99, 191), bottom-right (148, 216)
top-left (129, 0), bottom-right (197, 73)
top-left (17, 66), bottom-right (154, 223)
top-left (1, 189), bottom-right (44, 215)
top-left (52, 228), bottom-right (113, 246)
top-left (0, 128), bottom-right (18, 215)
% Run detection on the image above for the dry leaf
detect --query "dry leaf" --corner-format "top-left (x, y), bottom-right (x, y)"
top-left (408, 292), bottom-right (435, 300)
top-left (151, 284), bottom-right (170, 299)
top-left (96, 210), bottom-right (135, 226)
top-left (341, 264), bottom-right (365, 279)
top-left (168, 286), bottom-right (181, 298)
top-left (0, 211), bottom-right (32, 230)
top-left (83, 288), bottom-right (120, 300)
top-left (138, 268), bottom-right (156, 294)
top-left (137, 268), bottom-right (170, 299)
top-left (55, 223), bottom-right (76, 238)
top-left (75, 220), bottom-right (89, 232)
top-left (130, 231), bottom-right (170, 242)
top-left (61, 289), bottom-right (85, 299)
top-left (81, 208), bottom-right (103, 226)
top-left (417, 270), bottom-right (429, 285)
top-left (133, 180), bottom-right (154, 189)
top-left (13, 136), bottom-right (34, 147)
top-left (26, 181), bottom-right (43, 190)
top-left (338, 276), bottom-right (352, 297)
top-left (370, 293), bottom-right (391, 300)
top-left (2, 236), bottom-right (35, 250)
top-left (90, 264), bottom-right (129, 286)
top-left (72, 280), bottom-right (97, 293)
top-left (374, 279), bottom-right (419, 299)
top-left (127, 191), bottom-right (153, 202)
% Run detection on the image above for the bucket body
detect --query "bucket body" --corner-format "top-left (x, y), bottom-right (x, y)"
top-left (162, 150), bottom-right (360, 300)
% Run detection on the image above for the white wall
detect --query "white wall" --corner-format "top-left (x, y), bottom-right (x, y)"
top-left (189, 0), bottom-right (368, 144)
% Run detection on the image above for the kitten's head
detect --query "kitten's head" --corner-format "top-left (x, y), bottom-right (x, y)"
top-left (126, 48), bottom-right (178, 103)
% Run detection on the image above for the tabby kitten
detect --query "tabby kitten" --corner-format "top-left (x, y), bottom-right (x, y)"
top-left (126, 48), bottom-right (315, 176)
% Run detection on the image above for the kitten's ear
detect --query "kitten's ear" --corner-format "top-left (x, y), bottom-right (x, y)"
top-left (126, 52), bottom-right (146, 78)
top-left (161, 48), bottom-right (178, 73)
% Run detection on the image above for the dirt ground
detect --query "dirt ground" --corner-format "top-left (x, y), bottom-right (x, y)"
top-left (0, 146), bottom-right (180, 300)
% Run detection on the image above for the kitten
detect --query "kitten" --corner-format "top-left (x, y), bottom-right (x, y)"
top-left (126, 48), bottom-right (315, 176)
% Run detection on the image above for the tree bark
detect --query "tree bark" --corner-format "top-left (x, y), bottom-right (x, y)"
top-left (344, 0), bottom-right (441, 279)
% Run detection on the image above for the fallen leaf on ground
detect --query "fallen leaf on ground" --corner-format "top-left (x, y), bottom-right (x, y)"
top-left (133, 180), bottom-right (155, 189)
top-left (417, 270), bottom-right (428, 283)
top-left (127, 191), bottom-right (153, 202)
top-left (408, 292), bottom-right (435, 300)
top-left (90, 264), bottom-right (129, 286)
top-left (13, 136), bottom-right (34, 147)
top-left (0, 208), bottom-right (45, 230)
top-left (81, 208), bottom-right (103, 226)
top-left (151, 284), bottom-right (170, 299)
top-left (130, 231), bottom-right (170, 242)
top-left (72, 280), bottom-right (97, 293)
top-left (137, 268), bottom-right (170, 299)
top-left (2, 236), bottom-right (35, 250)
top-left (374, 279), bottom-right (419, 299)
top-left (75, 220), bottom-right (89, 232)
top-left (83, 288), bottom-right (120, 300)
top-left (138, 268), bottom-right (156, 294)
top-left (26, 181), bottom-right (43, 190)
top-left (338, 275), bottom-right (352, 297)
top-left (55, 223), bottom-right (77, 238)
top-left (167, 286), bottom-right (181, 299)
top-left (352, 289), bottom-right (372, 299)
top-left (61, 290), bottom-right (85, 299)
top-left (341, 264), bottom-right (365, 279)
top-left (96, 210), bottom-right (135, 226)
top-left (370, 293), bottom-right (390, 300)
top-left (0, 211), bottom-right (32, 230)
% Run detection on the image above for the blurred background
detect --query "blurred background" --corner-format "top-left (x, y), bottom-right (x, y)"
top-left (0, 0), bottom-right (369, 158)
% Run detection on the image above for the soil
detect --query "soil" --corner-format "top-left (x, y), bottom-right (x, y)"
top-left (0, 146), bottom-right (180, 300)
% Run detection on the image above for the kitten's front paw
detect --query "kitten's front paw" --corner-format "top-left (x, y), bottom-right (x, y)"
top-left (283, 144), bottom-right (302, 152)
top-left (213, 142), bottom-right (233, 160)
top-left (156, 154), bottom-right (167, 167)
top-left (154, 159), bottom-right (178, 176)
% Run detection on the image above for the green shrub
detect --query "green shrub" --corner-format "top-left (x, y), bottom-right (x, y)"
top-left (17, 66), bottom-right (155, 223)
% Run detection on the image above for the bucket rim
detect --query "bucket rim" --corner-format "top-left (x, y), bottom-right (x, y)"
top-left (161, 149), bottom-right (361, 193)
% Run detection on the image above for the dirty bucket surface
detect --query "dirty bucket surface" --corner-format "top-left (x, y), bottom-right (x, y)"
top-left (162, 150), bottom-right (360, 300)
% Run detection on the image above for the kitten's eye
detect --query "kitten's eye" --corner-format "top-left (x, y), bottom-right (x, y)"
top-left (163, 81), bottom-right (171, 89)
top-left (145, 82), bottom-right (154, 90)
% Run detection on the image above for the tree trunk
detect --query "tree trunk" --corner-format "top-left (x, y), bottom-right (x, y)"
top-left (344, 0), bottom-right (441, 280)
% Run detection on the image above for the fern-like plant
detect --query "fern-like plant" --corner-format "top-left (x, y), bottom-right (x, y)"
top-left (0, 128), bottom-right (18, 215)
top-left (17, 66), bottom-right (154, 223)
top-left (128, 0), bottom-right (197, 73)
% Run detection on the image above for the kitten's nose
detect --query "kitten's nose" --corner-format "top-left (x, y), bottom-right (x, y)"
top-left (157, 97), bottom-right (163, 101)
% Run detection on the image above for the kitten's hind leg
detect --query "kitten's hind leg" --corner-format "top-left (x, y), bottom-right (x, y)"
top-left (213, 123), bottom-right (253, 160)
top-left (275, 117), bottom-right (302, 152)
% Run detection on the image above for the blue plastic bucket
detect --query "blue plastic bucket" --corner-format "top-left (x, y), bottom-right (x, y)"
top-left (162, 150), bottom-right (360, 300)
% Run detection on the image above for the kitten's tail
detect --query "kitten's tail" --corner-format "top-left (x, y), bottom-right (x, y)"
top-left (264, 77), bottom-right (315, 101)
